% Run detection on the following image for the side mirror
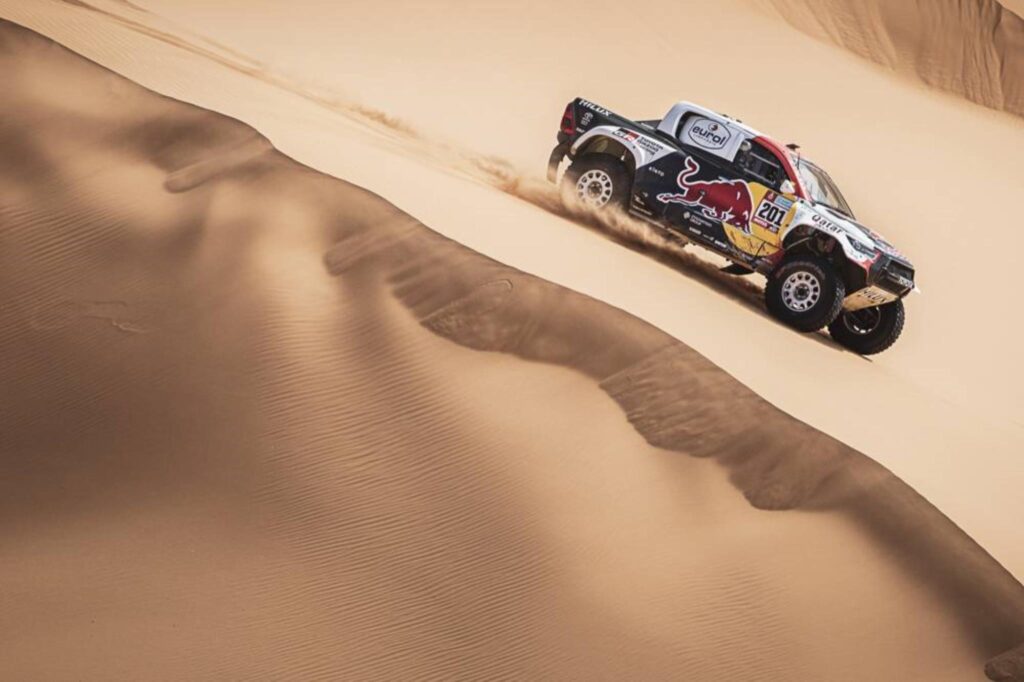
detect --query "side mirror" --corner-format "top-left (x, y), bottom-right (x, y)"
top-left (780, 179), bottom-right (796, 195)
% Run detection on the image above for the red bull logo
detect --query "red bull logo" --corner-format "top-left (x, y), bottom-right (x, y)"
top-left (657, 157), bottom-right (754, 233)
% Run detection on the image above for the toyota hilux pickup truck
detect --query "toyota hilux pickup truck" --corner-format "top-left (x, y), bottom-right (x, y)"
top-left (547, 98), bottom-right (916, 355)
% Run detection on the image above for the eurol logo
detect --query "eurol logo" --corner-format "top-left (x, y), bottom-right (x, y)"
top-left (686, 118), bottom-right (731, 150)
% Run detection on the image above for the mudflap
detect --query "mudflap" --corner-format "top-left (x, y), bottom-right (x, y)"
top-left (720, 263), bottom-right (755, 276)
top-left (547, 141), bottom-right (570, 183)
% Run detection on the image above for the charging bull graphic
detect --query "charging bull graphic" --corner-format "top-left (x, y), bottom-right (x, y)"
top-left (657, 157), bottom-right (754, 234)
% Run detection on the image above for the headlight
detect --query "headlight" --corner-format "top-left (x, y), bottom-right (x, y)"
top-left (849, 239), bottom-right (877, 256)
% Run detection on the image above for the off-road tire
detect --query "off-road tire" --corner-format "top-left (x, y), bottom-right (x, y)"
top-left (828, 299), bottom-right (905, 355)
top-left (561, 155), bottom-right (631, 212)
top-left (765, 255), bottom-right (845, 332)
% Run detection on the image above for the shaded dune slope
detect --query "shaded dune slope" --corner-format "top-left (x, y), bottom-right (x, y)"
top-left (760, 0), bottom-right (1024, 118)
top-left (3, 19), bottom-right (1024, 679)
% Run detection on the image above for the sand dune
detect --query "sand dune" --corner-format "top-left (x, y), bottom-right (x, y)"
top-left (3, 16), bottom-right (1024, 681)
top-left (759, 0), bottom-right (1024, 119)
top-left (13, 0), bottom-right (1021, 578)
top-left (4, 0), bottom-right (1024, 678)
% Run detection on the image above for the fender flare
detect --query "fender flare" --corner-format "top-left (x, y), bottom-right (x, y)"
top-left (782, 222), bottom-right (869, 266)
top-left (570, 125), bottom-right (671, 172)
top-left (780, 221), bottom-right (879, 293)
top-left (783, 202), bottom-right (881, 272)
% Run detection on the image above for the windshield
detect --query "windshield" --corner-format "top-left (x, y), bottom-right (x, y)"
top-left (796, 159), bottom-right (855, 219)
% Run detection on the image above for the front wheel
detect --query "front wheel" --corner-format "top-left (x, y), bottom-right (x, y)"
top-left (828, 300), bottom-right (905, 355)
top-left (561, 155), bottom-right (630, 212)
top-left (765, 255), bottom-right (845, 332)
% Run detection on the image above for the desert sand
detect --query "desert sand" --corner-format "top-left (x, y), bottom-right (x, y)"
top-left (1, 0), bottom-right (1023, 680)
top-left (762, 0), bottom-right (1024, 118)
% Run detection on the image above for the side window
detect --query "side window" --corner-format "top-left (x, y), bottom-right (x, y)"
top-left (737, 142), bottom-right (784, 190)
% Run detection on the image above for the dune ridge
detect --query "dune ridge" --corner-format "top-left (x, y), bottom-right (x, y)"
top-left (371, 214), bottom-right (1024, 664)
top-left (11, 0), bottom-right (1024, 456)
top-left (3, 18), bottom-right (1024, 680)
top-left (757, 0), bottom-right (1024, 119)
top-left (41, 0), bottom-right (779, 348)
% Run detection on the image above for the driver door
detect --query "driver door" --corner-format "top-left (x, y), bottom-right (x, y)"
top-left (731, 142), bottom-right (799, 260)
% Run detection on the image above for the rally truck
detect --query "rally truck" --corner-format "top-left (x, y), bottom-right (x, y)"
top-left (547, 98), bottom-right (916, 355)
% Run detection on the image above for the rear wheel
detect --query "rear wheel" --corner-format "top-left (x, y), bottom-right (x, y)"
top-left (828, 300), bottom-right (905, 355)
top-left (765, 255), bottom-right (845, 332)
top-left (561, 155), bottom-right (630, 212)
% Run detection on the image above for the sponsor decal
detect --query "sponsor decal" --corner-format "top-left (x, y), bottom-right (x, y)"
top-left (637, 139), bottom-right (664, 155)
top-left (657, 157), bottom-right (754, 234)
top-left (612, 128), bottom-right (667, 158)
top-left (580, 112), bottom-right (593, 127)
top-left (844, 286), bottom-right (897, 311)
top-left (810, 213), bottom-right (881, 265)
top-left (773, 194), bottom-right (794, 210)
top-left (636, 137), bottom-right (664, 154)
top-left (810, 212), bottom-right (846, 237)
top-left (682, 210), bottom-right (715, 229)
top-left (684, 116), bottom-right (732, 150)
top-left (612, 128), bottom-right (640, 142)
top-left (859, 288), bottom-right (892, 304)
top-left (752, 191), bottom-right (792, 233)
top-left (814, 209), bottom-right (899, 255)
top-left (886, 272), bottom-right (914, 290)
top-left (579, 99), bottom-right (611, 116)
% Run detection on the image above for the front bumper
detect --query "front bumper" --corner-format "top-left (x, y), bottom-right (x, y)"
top-left (873, 256), bottom-right (915, 297)
top-left (845, 256), bottom-right (914, 311)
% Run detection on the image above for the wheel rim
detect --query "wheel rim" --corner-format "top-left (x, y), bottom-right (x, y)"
top-left (575, 169), bottom-right (614, 208)
top-left (780, 270), bottom-right (822, 312)
top-left (841, 307), bottom-right (882, 335)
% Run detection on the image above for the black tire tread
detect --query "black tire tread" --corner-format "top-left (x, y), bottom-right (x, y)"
top-left (561, 154), bottom-right (631, 211)
top-left (765, 255), bottom-right (845, 332)
top-left (828, 299), bottom-right (905, 355)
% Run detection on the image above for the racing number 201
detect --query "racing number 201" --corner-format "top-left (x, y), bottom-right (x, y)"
top-left (756, 202), bottom-right (786, 227)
